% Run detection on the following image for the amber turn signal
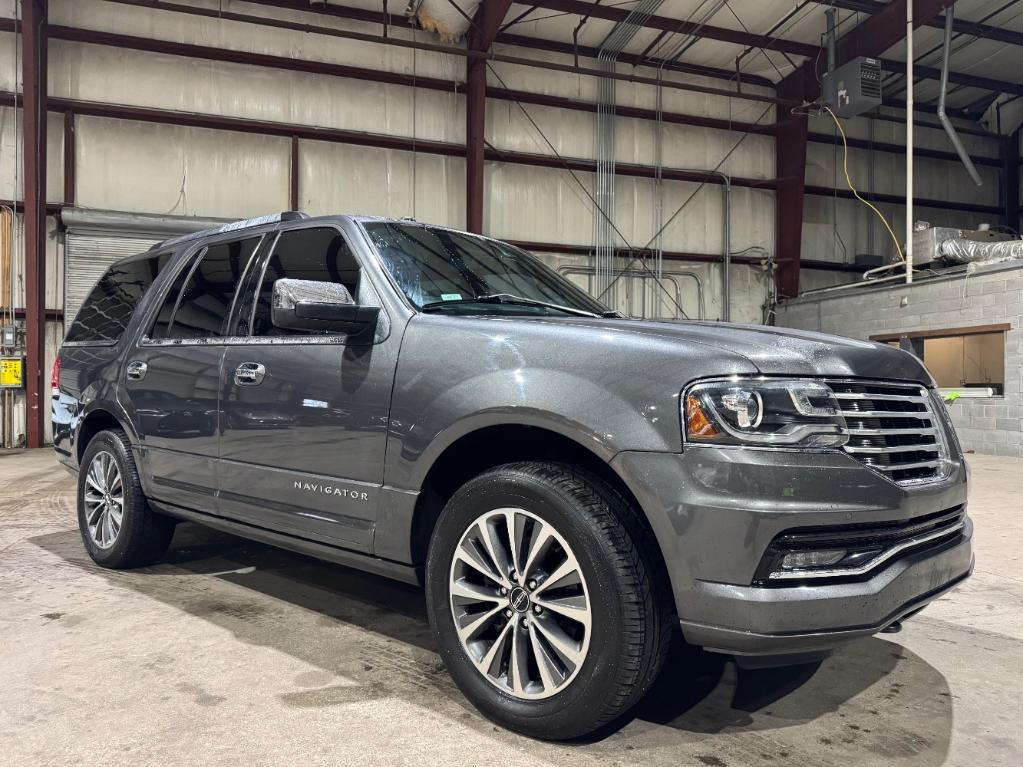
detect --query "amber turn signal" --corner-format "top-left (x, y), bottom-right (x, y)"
top-left (685, 395), bottom-right (719, 439)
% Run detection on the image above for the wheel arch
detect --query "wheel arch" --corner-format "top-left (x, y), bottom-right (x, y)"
top-left (75, 407), bottom-right (133, 465)
top-left (408, 423), bottom-right (674, 608)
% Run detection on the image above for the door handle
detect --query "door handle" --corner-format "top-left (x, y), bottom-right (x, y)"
top-left (126, 360), bottom-right (147, 381)
top-left (234, 362), bottom-right (266, 386)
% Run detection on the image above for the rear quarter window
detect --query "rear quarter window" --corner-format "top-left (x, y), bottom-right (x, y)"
top-left (64, 253), bottom-right (168, 344)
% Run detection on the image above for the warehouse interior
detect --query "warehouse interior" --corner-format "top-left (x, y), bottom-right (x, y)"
top-left (1, 0), bottom-right (1022, 764)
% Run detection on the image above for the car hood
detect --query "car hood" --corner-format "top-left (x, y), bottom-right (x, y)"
top-left (533, 317), bottom-right (932, 384)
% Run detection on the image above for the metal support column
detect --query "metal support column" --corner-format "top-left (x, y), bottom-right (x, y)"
top-left (1003, 127), bottom-right (1020, 233)
top-left (465, 59), bottom-right (486, 233)
top-left (23, 0), bottom-right (48, 449)
top-left (464, 1), bottom-right (514, 234)
top-left (290, 135), bottom-right (300, 210)
top-left (63, 111), bottom-right (75, 205)
top-left (774, 66), bottom-right (810, 299)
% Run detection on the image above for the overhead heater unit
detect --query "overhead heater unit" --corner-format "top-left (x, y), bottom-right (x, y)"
top-left (820, 9), bottom-right (883, 119)
top-left (823, 57), bottom-right (883, 118)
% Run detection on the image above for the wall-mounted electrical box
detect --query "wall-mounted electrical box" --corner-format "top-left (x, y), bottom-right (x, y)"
top-left (823, 57), bottom-right (882, 118)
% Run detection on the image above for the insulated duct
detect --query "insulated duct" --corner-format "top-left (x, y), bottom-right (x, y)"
top-left (404, 0), bottom-right (482, 41)
top-left (825, 8), bottom-right (836, 73)
top-left (939, 238), bottom-right (1023, 263)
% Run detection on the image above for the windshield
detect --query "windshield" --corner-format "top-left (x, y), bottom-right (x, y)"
top-left (362, 222), bottom-right (612, 317)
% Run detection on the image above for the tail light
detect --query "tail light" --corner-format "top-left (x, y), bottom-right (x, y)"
top-left (51, 356), bottom-right (61, 394)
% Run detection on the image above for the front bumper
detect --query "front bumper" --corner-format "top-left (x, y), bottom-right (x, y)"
top-left (611, 446), bottom-right (972, 657)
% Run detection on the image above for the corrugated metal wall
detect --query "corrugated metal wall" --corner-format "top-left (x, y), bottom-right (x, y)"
top-left (0, 0), bottom-right (1013, 441)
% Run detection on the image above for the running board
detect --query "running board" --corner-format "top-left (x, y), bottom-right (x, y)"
top-left (151, 500), bottom-right (422, 586)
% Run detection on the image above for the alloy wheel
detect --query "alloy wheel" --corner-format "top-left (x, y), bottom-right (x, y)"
top-left (83, 451), bottom-right (124, 550)
top-left (448, 508), bottom-right (592, 700)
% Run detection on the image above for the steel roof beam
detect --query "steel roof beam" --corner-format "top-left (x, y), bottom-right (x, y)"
top-left (809, 0), bottom-right (1023, 49)
top-left (237, 0), bottom-right (772, 87)
top-left (534, 0), bottom-right (1023, 97)
top-left (533, 0), bottom-right (819, 57)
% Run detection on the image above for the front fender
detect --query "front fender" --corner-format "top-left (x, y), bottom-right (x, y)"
top-left (405, 366), bottom-right (673, 486)
top-left (387, 366), bottom-right (682, 493)
top-left (384, 313), bottom-right (757, 491)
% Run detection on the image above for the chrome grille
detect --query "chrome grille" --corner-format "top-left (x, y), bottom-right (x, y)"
top-left (829, 380), bottom-right (949, 484)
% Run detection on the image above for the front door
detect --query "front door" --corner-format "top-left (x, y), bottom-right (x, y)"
top-left (217, 225), bottom-right (398, 552)
top-left (124, 234), bottom-right (265, 511)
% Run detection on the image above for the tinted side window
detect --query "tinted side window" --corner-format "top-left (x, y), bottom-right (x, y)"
top-left (65, 253), bottom-right (168, 343)
top-left (149, 251), bottom-right (199, 340)
top-left (246, 228), bottom-right (359, 337)
top-left (152, 237), bottom-right (262, 340)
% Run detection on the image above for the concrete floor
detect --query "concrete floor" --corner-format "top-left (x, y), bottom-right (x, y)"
top-left (1, 450), bottom-right (1020, 767)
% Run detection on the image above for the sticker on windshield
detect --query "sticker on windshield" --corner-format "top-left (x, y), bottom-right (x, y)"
top-left (440, 293), bottom-right (463, 301)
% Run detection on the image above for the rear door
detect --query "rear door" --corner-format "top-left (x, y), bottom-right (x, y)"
top-left (124, 235), bottom-right (266, 512)
top-left (217, 224), bottom-right (399, 552)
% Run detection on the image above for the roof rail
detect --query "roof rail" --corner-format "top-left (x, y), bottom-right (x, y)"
top-left (151, 211), bottom-right (309, 250)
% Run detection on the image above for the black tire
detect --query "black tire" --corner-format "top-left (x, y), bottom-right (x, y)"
top-left (425, 461), bottom-right (672, 740)
top-left (77, 429), bottom-right (175, 569)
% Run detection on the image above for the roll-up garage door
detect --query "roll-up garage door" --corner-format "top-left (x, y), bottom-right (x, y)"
top-left (64, 233), bottom-right (163, 323)
top-left (61, 208), bottom-right (229, 324)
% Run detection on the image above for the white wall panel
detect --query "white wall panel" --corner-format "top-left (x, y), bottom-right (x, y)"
top-left (300, 140), bottom-right (464, 228)
top-left (485, 97), bottom-right (774, 181)
top-left (50, 40), bottom-right (464, 145)
top-left (485, 161), bottom-right (773, 258)
top-left (485, 163), bottom-right (597, 246)
top-left (487, 47), bottom-right (775, 126)
top-left (75, 116), bottom-right (289, 217)
top-left (0, 30), bottom-right (17, 93)
top-left (1, 213), bottom-right (63, 311)
top-left (802, 195), bottom-right (986, 266)
top-left (806, 142), bottom-right (999, 206)
top-left (55, 0), bottom-right (463, 83)
top-left (0, 107), bottom-right (65, 204)
top-left (822, 112), bottom-right (1000, 159)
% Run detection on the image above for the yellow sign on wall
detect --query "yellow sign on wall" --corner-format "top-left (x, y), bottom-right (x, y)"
top-left (0, 358), bottom-right (23, 388)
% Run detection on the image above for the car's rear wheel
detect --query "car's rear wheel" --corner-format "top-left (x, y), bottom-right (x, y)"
top-left (425, 462), bottom-right (671, 739)
top-left (77, 429), bottom-right (175, 569)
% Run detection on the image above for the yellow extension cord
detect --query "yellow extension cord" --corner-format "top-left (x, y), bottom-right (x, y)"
top-left (824, 105), bottom-right (905, 262)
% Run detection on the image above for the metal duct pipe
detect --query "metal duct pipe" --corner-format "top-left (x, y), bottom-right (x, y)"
top-left (938, 6), bottom-right (983, 188)
top-left (825, 8), bottom-right (837, 74)
top-left (593, 0), bottom-right (666, 308)
top-left (404, 0), bottom-right (482, 41)
top-left (721, 176), bottom-right (732, 321)
top-left (60, 207), bottom-right (231, 235)
top-left (559, 264), bottom-right (707, 320)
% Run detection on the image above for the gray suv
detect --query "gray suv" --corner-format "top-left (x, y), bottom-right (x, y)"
top-left (53, 212), bottom-right (973, 739)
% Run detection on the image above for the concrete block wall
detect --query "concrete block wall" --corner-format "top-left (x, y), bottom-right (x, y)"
top-left (775, 263), bottom-right (1023, 457)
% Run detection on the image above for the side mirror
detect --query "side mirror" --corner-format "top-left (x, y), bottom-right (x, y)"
top-left (271, 278), bottom-right (380, 335)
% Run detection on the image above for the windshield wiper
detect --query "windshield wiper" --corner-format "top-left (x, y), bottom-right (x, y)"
top-left (421, 293), bottom-right (605, 318)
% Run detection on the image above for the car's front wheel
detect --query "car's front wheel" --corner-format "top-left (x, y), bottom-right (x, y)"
top-left (425, 462), bottom-right (671, 739)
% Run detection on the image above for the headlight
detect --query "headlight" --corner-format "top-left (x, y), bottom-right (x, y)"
top-left (684, 379), bottom-right (849, 448)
